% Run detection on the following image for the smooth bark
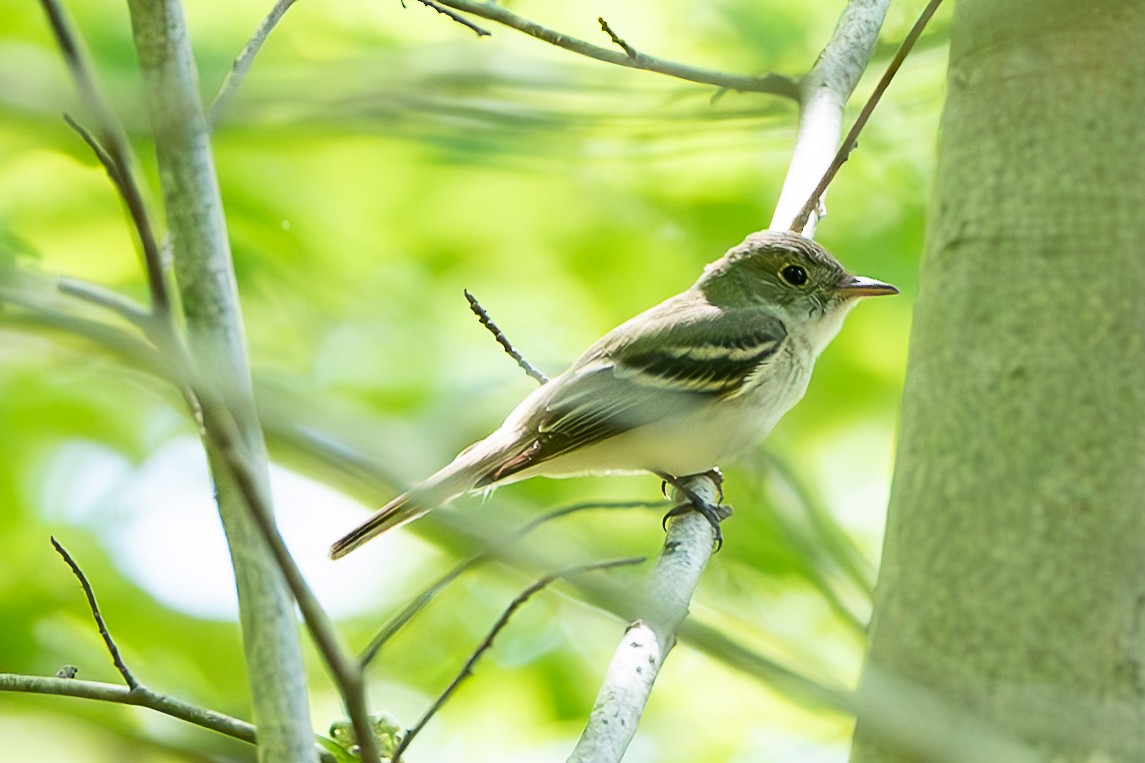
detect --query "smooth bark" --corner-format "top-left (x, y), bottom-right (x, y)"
top-left (126, 1), bottom-right (316, 760)
top-left (852, 2), bottom-right (1145, 761)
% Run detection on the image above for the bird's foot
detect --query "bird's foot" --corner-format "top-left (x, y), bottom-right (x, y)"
top-left (656, 471), bottom-right (733, 551)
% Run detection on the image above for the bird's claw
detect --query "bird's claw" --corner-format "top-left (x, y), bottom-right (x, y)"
top-left (662, 499), bottom-right (728, 550)
top-left (656, 471), bottom-right (732, 552)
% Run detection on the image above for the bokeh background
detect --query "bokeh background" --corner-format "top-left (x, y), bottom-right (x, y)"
top-left (0, 1), bottom-right (948, 760)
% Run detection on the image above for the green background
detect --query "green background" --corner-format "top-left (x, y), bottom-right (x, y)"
top-left (0, 1), bottom-right (947, 760)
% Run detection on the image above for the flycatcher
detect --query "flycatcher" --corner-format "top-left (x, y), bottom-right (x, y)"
top-left (330, 230), bottom-right (896, 559)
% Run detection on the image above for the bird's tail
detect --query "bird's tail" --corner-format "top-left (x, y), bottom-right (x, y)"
top-left (328, 438), bottom-right (515, 560)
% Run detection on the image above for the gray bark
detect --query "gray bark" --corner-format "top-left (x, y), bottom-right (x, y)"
top-left (126, 1), bottom-right (316, 760)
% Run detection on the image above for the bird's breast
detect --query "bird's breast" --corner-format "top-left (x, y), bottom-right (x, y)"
top-left (533, 346), bottom-right (813, 479)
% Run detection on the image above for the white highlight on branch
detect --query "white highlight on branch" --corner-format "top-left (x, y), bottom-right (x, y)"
top-left (567, 475), bottom-right (721, 763)
top-left (771, 0), bottom-right (891, 235)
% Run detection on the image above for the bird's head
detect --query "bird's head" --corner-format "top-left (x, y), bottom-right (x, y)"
top-left (698, 230), bottom-right (897, 316)
top-left (695, 230), bottom-right (898, 354)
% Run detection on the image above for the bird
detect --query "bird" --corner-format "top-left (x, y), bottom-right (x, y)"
top-left (329, 230), bottom-right (897, 559)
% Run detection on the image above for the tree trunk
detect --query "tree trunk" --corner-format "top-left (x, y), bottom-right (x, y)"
top-left (851, 2), bottom-right (1145, 761)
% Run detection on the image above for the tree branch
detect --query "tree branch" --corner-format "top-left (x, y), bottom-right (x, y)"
top-left (770, 0), bottom-right (890, 235)
top-left (0, 276), bottom-right (167, 374)
top-left (208, 0), bottom-right (302, 127)
top-left (123, 0), bottom-right (319, 759)
top-left (56, 276), bottom-right (153, 327)
top-left (423, 0), bottom-right (799, 99)
top-left (195, 393), bottom-right (382, 763)
top-left (789, 0), bottom-right (946, 233)
top-left (567, 474), bottom-right (723, 763)
top-left (39, 0), bottom-right (170, 320)
top-left (0, 674), bottom-right (262, 746)
top-left (50, 537), bottom-right (139, 690)
top-left (0, 540), bottom-right (335, 762)
top-left (412, 0), bottom-right (490, 37)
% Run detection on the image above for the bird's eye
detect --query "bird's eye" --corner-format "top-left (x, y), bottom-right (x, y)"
top-left (780, 264), bottom-right (809, 287)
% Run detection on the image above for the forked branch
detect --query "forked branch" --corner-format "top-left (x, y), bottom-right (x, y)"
top-left (415, 0), bottom-right (799, 98)
top-left (789, 0), bottom-right (946, 233)
top-left (0, 539), bottom-right (335, 761)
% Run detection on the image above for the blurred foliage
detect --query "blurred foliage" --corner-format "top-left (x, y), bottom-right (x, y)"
top-left (0, 0), bottom-right (949, 761)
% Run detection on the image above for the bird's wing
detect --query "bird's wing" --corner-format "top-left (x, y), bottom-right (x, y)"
top-left (488, 301), bottom-right (787, 481)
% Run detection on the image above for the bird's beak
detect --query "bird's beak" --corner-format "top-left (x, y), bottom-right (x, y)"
top-left (835, 274), bottom-right (899, 298)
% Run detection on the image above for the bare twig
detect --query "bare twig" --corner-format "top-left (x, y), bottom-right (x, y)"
top-left (413, 0), bottom-right (490, 37)
top-left (0, 673), bottom-right (337, 762)
top-left (423, 0), bottom-right (799, 99)
top-left (57, 276), bottom-right (152, 327)
top-left (393, 556), bottom-right (646, 762)
top-left (9, 539), bottom-right (335, 759)
top-left (464, 289), bottom-right (549, 384)
top-left (39, 0), bottom-right (169, 319)
top-left (598, 18), bottom-right (636, 59)
top-left (62, 113), bottom-right (119, 184)
top-left (50, 537), bottom-right (139, 690)
top-left (209, 0), bottom-right (302, 126)
top-left (789, 0), bottom-right (946, 233)
top-left (0, 674), bottom-right (256, 743)
top-left (0, 280), bottom-right (167, 374)
top-left (358, 499), bottom-right (664, 669)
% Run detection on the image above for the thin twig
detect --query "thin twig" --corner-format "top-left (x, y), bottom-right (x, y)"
top-left (393, 556), bottom-right (645, 762)
top-left (0, 674), bottom-right (255, 742)
top-left (50, 537), bottom-right (140, 690)
top-left (422, 0), bottom-right (799, 99)
top-left (58, 276), bottom-right (153, 327)
top-left (39, 0), bottom-right (170, 319)
top-left (358, 500), bottom-right (664, 669)
top-left (62, 113), bottom-right (119, 185)
top-left (598, 18), bottom-right (636, 59)
top-left (464, 289), bottom-right (549, 384)
top-left (0, 281), bottom-right (169, 375)
top-left (413, 0), bottom-right (490, 37)
top-left (0, 673), bottom-right (337, 762)
top-left (208, 0), bottom-right (302, 127)
top-left (789, 0), bottom-right (945, 233)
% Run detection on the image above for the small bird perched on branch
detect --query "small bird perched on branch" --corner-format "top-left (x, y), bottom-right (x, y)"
top-left (330, 230), bottom-right (896, 559)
